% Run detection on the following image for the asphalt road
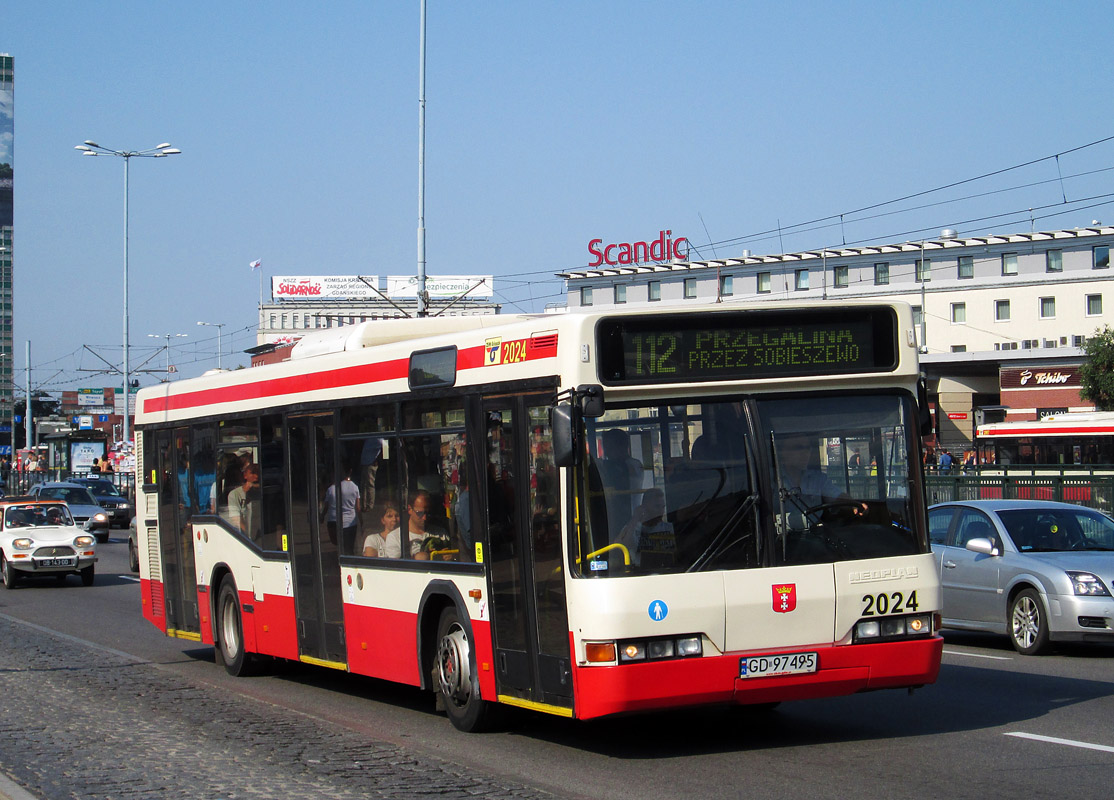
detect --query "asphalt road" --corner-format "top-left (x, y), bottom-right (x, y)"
top-left (2, 532), bottom-right (1113, 800)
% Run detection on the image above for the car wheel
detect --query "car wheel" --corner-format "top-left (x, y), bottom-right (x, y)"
top-left (96, 530), bottom-right (109, 544)
top-left (128, 538), bottom-right (139, 573)
top-left (435, 605), bottom-right (494, 732)
top-left (81, 564), bottom-right (95, 587)
top-left (1009, 588), bottom-right (1050, 655)
top-left (217, 578), bottom-right (255, 677)
top-left (2, 554), bottom-right (19, 589)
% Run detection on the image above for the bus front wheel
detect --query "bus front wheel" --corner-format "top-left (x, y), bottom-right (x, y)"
top-left (435, 606), bottom-right (493, 732)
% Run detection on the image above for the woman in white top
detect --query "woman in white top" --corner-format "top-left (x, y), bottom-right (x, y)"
top-left (363, 503), bottom-right (402, 558)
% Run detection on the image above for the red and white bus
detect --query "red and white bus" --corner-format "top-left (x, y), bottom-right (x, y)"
top-left (977, 411), bottom-right (1114, 466)
top-left (134, 300), bottom-right (942, 730)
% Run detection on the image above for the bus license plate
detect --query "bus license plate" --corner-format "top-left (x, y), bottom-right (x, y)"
top-left (739, 652), bottom-right (818, 679)
top-left (38, 558), bottom-right (75, 568)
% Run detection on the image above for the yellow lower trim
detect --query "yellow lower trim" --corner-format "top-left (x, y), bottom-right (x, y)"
top-left (299, 654), bottom-right (348, 671)
top-left (496, 694), bottom-right (574, 718)
top-left (167, 629), bottom-right (203, 642)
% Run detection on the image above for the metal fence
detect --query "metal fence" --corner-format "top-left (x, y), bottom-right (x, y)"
top-left (925, 466), bottom-right (1114, 514)
top-left (4, 469), bottom-right (137, 501)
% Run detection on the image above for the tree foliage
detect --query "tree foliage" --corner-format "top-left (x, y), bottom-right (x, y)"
top-left (1080, 326), bottom-right (1114, 411)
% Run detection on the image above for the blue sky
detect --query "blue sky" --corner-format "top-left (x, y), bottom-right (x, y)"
top-left (4, 0), bottom-right (1114, 389)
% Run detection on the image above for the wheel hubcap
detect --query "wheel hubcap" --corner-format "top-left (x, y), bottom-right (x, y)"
top-left (222, 598), bottom-right (240, 657)
top-left (1012, 597), bottom-right (1039, 648)
top-left (437, 623), bottom-right (471, 707)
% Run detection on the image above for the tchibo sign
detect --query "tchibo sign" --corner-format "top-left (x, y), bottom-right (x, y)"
top-left (587, 230), bottom-right (689, 267)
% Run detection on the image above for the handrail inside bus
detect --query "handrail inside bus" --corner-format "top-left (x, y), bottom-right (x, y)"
top-left (582, 542), bottom-right (630, 566)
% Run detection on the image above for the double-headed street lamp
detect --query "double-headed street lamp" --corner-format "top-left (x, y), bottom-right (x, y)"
top-left (76, 140), bottom-right (181, 446)
top-left (147, 333), bottom-right (188, 381)
top-left (197, 321), bottom-right (226, 370)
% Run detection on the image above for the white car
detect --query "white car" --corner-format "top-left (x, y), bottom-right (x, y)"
top-left (0, 499), bottom-right (98, 588)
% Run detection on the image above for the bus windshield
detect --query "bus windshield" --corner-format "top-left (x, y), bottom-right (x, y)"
top-left (573, 392), bottom-right (925, 576)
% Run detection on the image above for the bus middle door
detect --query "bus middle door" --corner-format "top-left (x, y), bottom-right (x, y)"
top-left (483, 394), bottom-right (572, 713)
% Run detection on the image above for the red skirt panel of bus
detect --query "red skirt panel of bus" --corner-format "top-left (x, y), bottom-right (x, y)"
top-left (245, 591), bottom-right (299, 661)
top-left (342, 603), bottom-right (497, 699)
top-left (571, 637), bottom-right (943, 721)
top-left (141, 577), bottom-right (167, 633)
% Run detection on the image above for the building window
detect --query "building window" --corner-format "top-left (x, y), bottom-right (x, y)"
top-left (718, 275), bottom-right (733, 297)
top-left (648, 281), bottom-right (661, 302)
top-left (833, 265), bottom-right (848, 288)
top-left (1087, 294), bottom-right (1102, 316)
top-left (1046, 249), bottom-right (1063, 272)
top-left (1095, 245), bottom-right (1111, 270)
top-left (1002, 253), bottom-right (1018, 275)
top-left (951, 302), bottom-right (966, 324)
top-left (874, 263), bottom-right (889, 285)
top-left (684, 278), bottom-right (698, 299)
top-left (794, 269), bottom-right (809, 290)
top-left (757, 272), bottom-right (771, 293)
top-left (915, 258), bottom-right (930, 282)
top-left (957, 255), bottom-right (973, 279)
top-left (615, 284), bottom-right (627, 304)
top-left (951, 345), bottom-right (967, 353)
top-left (995, 299), bottom-right (1010, 321)
top-left (581, 287), bottom-right (593, 306)
top-left (1040, 296), bottom-right (1056, 319)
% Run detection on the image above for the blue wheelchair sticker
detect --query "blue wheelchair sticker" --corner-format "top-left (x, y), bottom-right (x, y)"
top-left (648, 600), bottom-right (668, 621)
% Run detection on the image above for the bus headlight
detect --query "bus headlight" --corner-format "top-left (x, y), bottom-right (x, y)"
top-left (854, 614), bottom-right (933, 643)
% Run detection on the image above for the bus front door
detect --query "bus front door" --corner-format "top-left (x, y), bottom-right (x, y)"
top-left (483, 395), bottom-right (573, 713)
top-left (154, 427), bottom-right (200, 637)
top-left (287, 414), bottom-right (347, 667)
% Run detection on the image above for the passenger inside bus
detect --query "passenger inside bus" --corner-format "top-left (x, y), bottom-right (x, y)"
top-left (362, 502), bottom-right (402, 558)
top-left (405, 490), bottom-right (451, 560)
top-left (617, 488), bottom-right (676, 568)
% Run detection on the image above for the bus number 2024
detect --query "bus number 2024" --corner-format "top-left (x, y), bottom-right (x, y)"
top-left (861, 590), bottom-right (918, 616)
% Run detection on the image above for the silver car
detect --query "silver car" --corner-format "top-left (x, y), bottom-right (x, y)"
top-left (929, 500), bottom-right (1114, 654)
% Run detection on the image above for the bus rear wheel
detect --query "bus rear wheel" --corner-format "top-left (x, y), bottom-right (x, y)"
top-left (435, 606), bottom-right (493, 732)
top-left (217, 578), bottom-right (255, 676)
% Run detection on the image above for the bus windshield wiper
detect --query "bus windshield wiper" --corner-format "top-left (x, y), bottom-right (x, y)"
top-left (687, 491), bottom-right (759, 572)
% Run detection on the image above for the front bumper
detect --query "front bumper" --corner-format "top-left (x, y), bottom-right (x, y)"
top-left (1049, 593), bottom-right (1114, 642)
top-left (12, 554), bottom-right (97, 574)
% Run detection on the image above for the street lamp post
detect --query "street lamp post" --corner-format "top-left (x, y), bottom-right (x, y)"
top-left (76, 140), bottom-right (180, 447)
top-left (147, 333), bottom-right (188, 381)
top-left (196, 321), bottom-right (226, 370)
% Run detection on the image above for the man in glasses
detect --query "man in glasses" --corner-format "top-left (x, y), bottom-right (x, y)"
top-left (406, 490), bottom-right (449, 560)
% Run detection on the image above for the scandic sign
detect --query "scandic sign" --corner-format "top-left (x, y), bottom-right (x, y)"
top-left (588, 230), bottom-right (689, 268)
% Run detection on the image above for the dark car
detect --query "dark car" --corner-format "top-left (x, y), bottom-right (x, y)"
top-left (70, 477), bottom-right (133, 527)
top-left (28, 482), bottom-right (111, 543)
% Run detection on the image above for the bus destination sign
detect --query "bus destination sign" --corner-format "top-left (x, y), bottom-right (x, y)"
top-left (597, 308), bottom-right (897, 384)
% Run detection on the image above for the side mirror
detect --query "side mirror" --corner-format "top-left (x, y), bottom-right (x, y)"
top-left (965, 537), bottom-right (999, 557)
top-left (917, 376), bottom-right (933, 437)
top-left (551, 404), bottom-right (580, 468)
top-left (577, 384), bottom-right (605, 418)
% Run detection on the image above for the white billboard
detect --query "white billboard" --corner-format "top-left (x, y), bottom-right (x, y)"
top-left (272, 275), bottom-right (381, 300)
top-left (386, 275), bottom-right (494, 299)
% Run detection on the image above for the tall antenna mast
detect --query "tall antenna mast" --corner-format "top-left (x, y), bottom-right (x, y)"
top-left (416, 0), bottom-right (429, 316)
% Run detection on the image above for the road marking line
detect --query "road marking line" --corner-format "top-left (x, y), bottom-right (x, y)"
top-left (1006, 732), bottom-right (1114, 753)
top-left (942, 649), bottom-right (1011, 660)
top-left (118, 575), bottom-right (141, 582)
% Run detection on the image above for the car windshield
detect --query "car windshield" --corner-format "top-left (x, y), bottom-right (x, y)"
top-left (997, 508), bottom-right (1114, 552)
top-left (41, 487), bottom-right (97, 506)
top-left (84, 480), bottom-right (120, 496)
top-left (573, 392), bottom-right (925, 576)
top-left (5, 504), bottom-right (74, 527)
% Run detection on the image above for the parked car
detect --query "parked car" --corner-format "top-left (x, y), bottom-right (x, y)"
top-left (70, 477), bottom-right (133, 527)
top-left (0, 497), bottom-right (98, 587)
top-left (929, 499), bottom-right (1114, 654)
top-left (28, 482), bottom-right (111, 543)
top-left (128, 515), bottom-right (138, 573)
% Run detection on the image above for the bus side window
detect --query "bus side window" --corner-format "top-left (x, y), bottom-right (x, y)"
top-left (402, 434), bottom-right (465, 561)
